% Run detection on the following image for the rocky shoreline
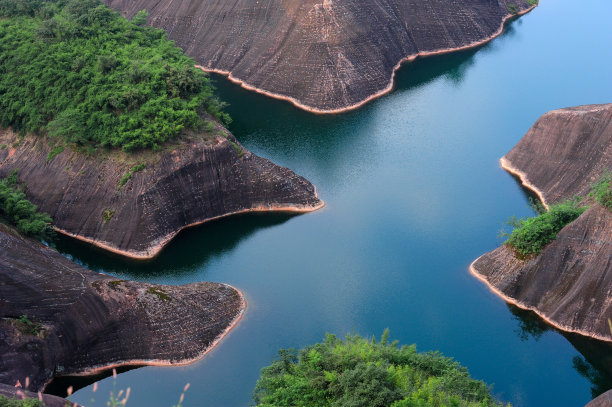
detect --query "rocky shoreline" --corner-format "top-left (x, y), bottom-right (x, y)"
top-left (0, 127), bottom-right (323, 259)
top-left (104, 0), bottom-right (535, 113)
top-left (471, 104), bottom-right (612, 342)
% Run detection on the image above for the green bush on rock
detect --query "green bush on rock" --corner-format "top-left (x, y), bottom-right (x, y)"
top-left (0, 0), bottom-right (230, 152)
top-left (589, 171), bottom-right (612, 211)
top-left (501, 199), bottom-right (586, 257)
top-left (253, 330), bottom-right (508, 407)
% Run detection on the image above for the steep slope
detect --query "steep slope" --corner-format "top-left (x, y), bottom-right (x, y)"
top-left (471, 104), bottom-right (612, 341)
top-left (0, 127), bottom-right (323, 259)
top-left (0, 224), bottom-right (245, 392)
top-left (103, 0), bottom-right (535, 112)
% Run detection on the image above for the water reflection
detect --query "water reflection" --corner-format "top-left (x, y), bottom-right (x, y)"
top-left (508, 305), bottom-right (612, 398)
top-left (53, 213), bottom-right (294, 280)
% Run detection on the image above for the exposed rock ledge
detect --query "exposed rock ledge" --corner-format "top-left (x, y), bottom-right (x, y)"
top-left (103, 0), bottom-right (535, 113)
top-left (0, 224), bottom-right (246, 393)
top-left (471, 104), bottom-right (612, 342)
top-left (0, 127), bottom-right (323, 259)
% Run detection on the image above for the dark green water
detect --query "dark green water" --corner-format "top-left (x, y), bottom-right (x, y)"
top-left (65, 0), bottom-right (612, 405)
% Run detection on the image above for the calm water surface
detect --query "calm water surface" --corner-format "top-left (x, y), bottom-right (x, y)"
top-left (66, 0), bottom-right (612, 405)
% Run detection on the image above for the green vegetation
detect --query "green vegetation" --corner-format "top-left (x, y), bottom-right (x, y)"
top-left (0, 395), bottom-right (42, 407)
top-left (0, 0), bottom-right (230, 152)
top-left (506, 4), bottom-right (518, 14)
top-left (253, 330), bottom-right (507, 407)
top-left (589, 171), bottom-right (612, 211)
top-left (102, 208), bottom-right (115, 223)
top-left (526, 0), bottom-right (539, 6)
top-left (229, 140), bottom-right (245, 158)
top-left (1, 144), bottom-right (6, 149)
top-left (118, 163), bottom-right (146, 189)
top-left (147, 286), bottom-right (171, 302)
top-left (11, 314), bottom-right (44, 336)
top-left (501, 199), bottom-right (586, 257)
top-left (45, 144), bottom-right (64, 162)
top-left (0, 170), bottom-right (53, 239)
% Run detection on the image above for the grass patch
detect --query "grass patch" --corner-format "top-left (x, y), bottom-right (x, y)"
top-left (229, 140), bottom-right (245, 158)
top-left (254, 330), bottom-right (506, 407)
top-left (102, 208), bottom-right (115, 223)
top-left (0, 395), bottom-right (43, 407)
top-left (45, 145), bottom-right (64, 163)
top-left (12, 314), bottom-right (44, 336)
top-left (527, 0), bottom-right (538, 6)
top-left (147, 286), bottom-right (171, 302)
top-left (1, 144), bottom-right (6, 149)
top-left (507, 3), bottom-right (518, 14)
top-left (501, 199), bottom-right (586, 258)
top-left (589, 170), bottom-right (612, 211)
top-left (118, 163), bottom-right (146, 190)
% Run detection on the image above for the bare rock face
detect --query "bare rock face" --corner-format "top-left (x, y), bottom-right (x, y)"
top-left (103, 0), bottom-right (534, 112)
top-left (586, 389), bottom-right (612, 407)
top-left (501, 104), bottom-right (612, 206)
top-left (0, 224), bottom-right (246, 392)
top-left (471, 104), bottom-right (612, 342)
top-left (0, 128), bottom-right (322, 259)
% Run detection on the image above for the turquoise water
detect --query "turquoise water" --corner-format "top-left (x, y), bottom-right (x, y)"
top-left (64, 0), bottom-right (612, 405)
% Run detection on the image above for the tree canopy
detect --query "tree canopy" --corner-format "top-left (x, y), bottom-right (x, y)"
top-left (0, 0), bottom-right (229, 151)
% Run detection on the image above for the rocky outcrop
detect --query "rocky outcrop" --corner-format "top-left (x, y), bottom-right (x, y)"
top-left (0, 127), bottom-right (323, 259)
top-left (0, 224), bottom-right (246, 392)
top-left (587, 390), bottom-right (612, 407)
top-left (501, 104), bottom-right (612, 207)
top-left (103, 0), bottom-right (535, 113)
top-left (471, 104), bottom-right (612, 342)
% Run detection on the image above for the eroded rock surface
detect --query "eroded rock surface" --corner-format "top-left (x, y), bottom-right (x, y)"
top-left (0, 128), bottom-right (322, 258)
top-left (471, 104), bottom-right (612, 341)
top-left (0, 224), bottom-right (245, 392)
top-left (103, 0), bottom-right (534, 112)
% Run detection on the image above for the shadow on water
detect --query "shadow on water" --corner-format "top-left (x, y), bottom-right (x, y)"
top-left (508, 305), bottom-right (612, 398)
top-left (46, 366), bottom-right (138, 398)
top-left (53, 212), bottom-right (295, 280)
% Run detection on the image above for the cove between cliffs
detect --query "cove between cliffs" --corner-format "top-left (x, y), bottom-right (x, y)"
top-left (195, 6), bottom-right (536, 114)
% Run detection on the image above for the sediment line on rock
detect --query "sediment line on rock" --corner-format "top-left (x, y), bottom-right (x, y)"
top-left (54, 199), bottom-right (325, 260)
top-left (469, 258), bottom-right (612, 343)
top-left (197, 6), bottom-right (536, 114)
top-left (500, 156), bottom-right (550, 209)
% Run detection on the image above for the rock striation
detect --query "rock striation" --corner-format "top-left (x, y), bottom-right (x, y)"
top-left (0, 223), bottom-right (246, 393)
top-left (103, 0), bottom-right (535, 113)
top-left (0, 127), bottom-right (323, 259)
top-left (471, 104), bottom-right (612, 342)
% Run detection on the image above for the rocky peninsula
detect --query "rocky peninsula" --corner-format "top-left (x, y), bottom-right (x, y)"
top-left (0, 127), bottom-right (323, 259)
top-left (471, 104), bottom-right (612, 342)
top-left (0, 223), bottom-right (246, 393)
top-left (103, 0), bottom-right (536, 113)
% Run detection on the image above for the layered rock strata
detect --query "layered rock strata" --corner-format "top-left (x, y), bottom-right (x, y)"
top-left (470, 104), bottom-right (612, 341)
top-left (103, 0), bottom-right (535, 112)
top-left (0, 224), bottom-right (246, 392)
top-left (0, 128), bottom-right (323, 259)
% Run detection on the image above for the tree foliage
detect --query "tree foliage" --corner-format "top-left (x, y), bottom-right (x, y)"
top-left (253, 330), bottom-right (507, 407)
top-left (0, 0), bottom-right (230, 151)
top-left (589, 170), bottom-right (612, 211)
top-left (0, 170), bottom-right (53, 239)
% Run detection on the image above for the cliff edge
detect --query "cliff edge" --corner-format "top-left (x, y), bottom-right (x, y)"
top-left (103, 0), bottom-right (535, 113)
top-left (0, 223), bottom-right (246, 392)
top-left (471, 104), bottom-right (612, 342)
top-left (0, 127), bottom-right (323, 259)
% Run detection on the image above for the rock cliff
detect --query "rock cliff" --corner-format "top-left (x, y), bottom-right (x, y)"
top-left (470, 104), bottom-right (612, 342)
top-left (0, 127), bottom-right (323, 259)
top-left (103, 0), bottom-right (535, 113)
top-left (0, 224), bottom-right (246, 393)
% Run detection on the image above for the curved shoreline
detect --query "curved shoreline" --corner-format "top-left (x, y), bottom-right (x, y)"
top-left (469, 257), bottom-right (612, 343)
top-left (197, 5), bottom-right (536, 115)
top-left (500, 156), bottom-right (550, 209)
top-left (43, 284), bottom-right (247, 389)
top-left (54, 199), bottom-right (325, 260)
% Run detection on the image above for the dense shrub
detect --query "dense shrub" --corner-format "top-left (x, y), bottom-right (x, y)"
top-left (503, 199), bottom-right (586, 257)
top-left (0, 395), bottom-right (42, 407)
top-left (0, 170), bottom-right (53, 239)
top-left (253, 330), bottom-right (507, 407)
top-left (0, 0), bottom-right (230, 152)
top-left (589, 171), bottom-right (612, 211)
